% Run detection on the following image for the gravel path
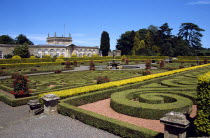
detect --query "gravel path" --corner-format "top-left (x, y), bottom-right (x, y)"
top-left (79, 99), bottom-right (198, 133)
top-left (0, 102), bottom-right (120, 138)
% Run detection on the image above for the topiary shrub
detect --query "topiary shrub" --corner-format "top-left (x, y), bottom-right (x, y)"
top-left (10, 73), bottom-right (31, 98)
top-left (58, 55), bottom-right (64, 59)
top-left (142, 70), bottom-right (152, 76)
top-left (179, 65), bottom-right (185, 68)
top-left (159, 60), bottom-right (164, 68)
top-left (54, 70), bottom-right (62, 74)
top-left (125, 58), bottom-right (129, 64)
top-left (30, 56), bottom-right (36, 59)
top-left (92, 54), bottom-right (99, 57)
top-left (12, 55), bottom-right (21, 59)
top-left (194, 72), bottom-right (210, 136)
top-left (96, 76), bottom-right (110, 84)
top-left (145, 60), bottom-right (151, 69)
top-left (43, 55), bottom-right (51, 58)
top-left (89, 60), bottom-right (95, 70)
top-left (30, 68), bottom-right (37, 72)
top-left (65, 61), bottom-right (71, 68)
top-left (204, 59), bottom-right (208, 64)
top-left (73, 60), bottom-right (78, 66)
top-left (83, 55), bottom-right (87, 58)
top-left (71, 54), bottom-right (77, 58)
top-left (55, 58), bottom-right (64, 62)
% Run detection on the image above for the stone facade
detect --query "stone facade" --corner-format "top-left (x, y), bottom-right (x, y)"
top-left (46, 33), bottom-right (72, 45)
top-left (0, 44), bottom-right (100, 58)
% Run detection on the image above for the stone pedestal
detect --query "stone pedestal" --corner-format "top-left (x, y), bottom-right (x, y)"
top-left (160, 112), bottom-right (190, 138)
top-left (28, 99), bottom-right (42, 116)
top-left (41, 94), bottom-right (60, 115)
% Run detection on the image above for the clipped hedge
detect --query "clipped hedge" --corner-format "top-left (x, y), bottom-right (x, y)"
top-left (0, 93), bottom-right (38, 107)
top-left (0, 58), bottom-right (56, 64)
top-left (110, 90), bottom-right (193, 119)
top-left (194, 72), bottom-right (210, 136)
top-left (58, 96), bottom-right (162, 138)
top-left (40, 64), bottom-right (210, 99)
top-left (0, 62), bottom-right (61, 68)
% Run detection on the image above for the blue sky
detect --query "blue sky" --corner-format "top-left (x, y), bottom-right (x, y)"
top-left (0, 0), bottom-right (209, 50)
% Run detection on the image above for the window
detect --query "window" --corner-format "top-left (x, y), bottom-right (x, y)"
top-left (44, 49), bottom-right (48, 55)
top-left (0, 51), bottom-right (3, 59)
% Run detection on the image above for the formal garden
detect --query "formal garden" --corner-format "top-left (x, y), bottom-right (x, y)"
top-left (0, 55), bottom-right (210, 137)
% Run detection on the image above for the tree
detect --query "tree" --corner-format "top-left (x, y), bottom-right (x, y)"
top-left (13, 43), bottom-right (30, 58)
top-left (161, 42), bottom-right (174, 56)
top-left (178, 23), bottom-right (205, 50)
top-left (132, 31), bottom-right (141, 55)
top-left (100, 31), bottom-right (110, 56)
top-left (116, 30), bottom-right (135, 55)
top-left (148, 25), bottom-right (158, 34)
top-left (145, 31), bottom-right (154, 49)
top-left (15, 34), bottom-right (34, 45)
top-left (159, 23), bottom-right (173, 37)
top-left (0, 35), bottom-right (15, 44)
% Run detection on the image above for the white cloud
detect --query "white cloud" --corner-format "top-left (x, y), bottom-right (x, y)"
top-left (188, 0), bottom-right (210, 5)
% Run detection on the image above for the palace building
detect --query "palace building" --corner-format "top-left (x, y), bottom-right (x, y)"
top-left (0, 33), bottom-right (100, 59)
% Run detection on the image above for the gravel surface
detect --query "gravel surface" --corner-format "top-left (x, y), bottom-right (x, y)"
top-left (0, 102), bottom-right (120, 138)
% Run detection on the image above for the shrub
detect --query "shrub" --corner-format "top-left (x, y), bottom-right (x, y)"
top-left (58, 55), bottom-right (64, 59)
top-left (12, 55), bottom-right (21, 59)
top-left (54, 70), bottom-right (62, 74)
top-left (10, 73), bottom-right (31, 98)
top-left (96, 76), bottom-right (110, 84)
top-left (55, 58), bottom-right (64, 62)
top-left (194, 72), bottom-right (210, 136)
top-left (204, 59), bottom-right (208, 64)
top-left (0, 71), bottom-right (7, 75)
top-left (89, 60), bottom-right (95, 70)
top-left (125, 58), bottom-right (129, 64)
top-left (92, 54), bottom-right (99, 57)
top-left (179, 65), bottom-right (185, 68)
top-left (65, 61), bottom-right (71, 68)
top-left (30, 68), bottom-right (37, 72)
top-left (160, 60), bottom-right (164, 68)
top-left (71, 54), bottom-right (77, 58)
top-left (30, 56), bottom-right (36, 59)
top-left (43, 55), bottom-right (51, 58)
top-left (145, 60), bottom-right (151, 69)
top-left (1, 66), bottom-right (6, 69)
top-left (73, 60), bottom-right (78, 66)
top-left (142, 71), bottom-right (151, 76)
top-left (83, 55), bottom-right (87, 58)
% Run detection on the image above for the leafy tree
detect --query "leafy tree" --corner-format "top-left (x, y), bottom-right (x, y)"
top-left (148, 25), bottom-right (158, 34)
top-left (159, 23), bottom-right (173, 37)
top-left (116, 30), bottom-right (135, 55)
top-left (13, 43), bottom-right (30, 58)
top-left (145, 31), bottom-right (154, 49)
top-left (161, 42), bottom-right (174, 56)
top-left (100, 31), bottom-right (110, 56)
top-left (15, 34), bottom-right (34, 45)
top-left (132, 31), bottom-right (141, 55)
top-left (178, 23), bottom-right (204, 50)
top-left (0, 35), bottom-right (15, 44)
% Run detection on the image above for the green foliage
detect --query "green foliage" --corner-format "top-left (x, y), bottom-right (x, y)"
top-left (30, 56), bottom-right (36, 59)
top-left (194, 72), bottom-right (210, 136)
top-left (43, 55), bottom-right (51, 58)
top-left (132, 31), bottom-right (141, 55)
top-left (71, 54), bottom-right (77, 57)
top-left (178, 23), bottom-right (205, 50)
top-left (58, 55), bottom-right (64, 58)
top-left (92, 54), bottom-right (99, 57)
top-left (55, 58), bottom-right (64, 62)
top-left (100, 31), bottom-right (110, 56)
top-left (13, 44), bottom-right (30, 58)
top-left (12, 55), bottom-right (21, 59)
top-left (15, 34), bottom-right (33, 45)
top-left (0, 35), bottom-right (15, 44)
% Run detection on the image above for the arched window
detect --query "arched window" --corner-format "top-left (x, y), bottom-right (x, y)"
top-left (61, 49), bottom-right (65, 56)
top-left (50, 49), bottom-right (54, 57)
top-left (0, 51), bottom-right (3, 59)
top-left (56, 49), bottom-right (60, 57)
top-left (44, 49), bottom-right (48, 55)
top-left (37, 49), bottom-right (42, 58)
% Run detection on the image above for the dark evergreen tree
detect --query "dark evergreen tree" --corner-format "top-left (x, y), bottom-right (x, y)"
top-left (116, 30), bottom-right (135, 55)
top-left (178, 23), bottom-right (204, 50)
top-left (13, 43), bottom-right (30, 58)
top-left (0, 35), bottom-right (15, 44)
top-left (100, 31), bottom-right (110, 56)
top-left (15, 34), bottom-right (34, 45)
